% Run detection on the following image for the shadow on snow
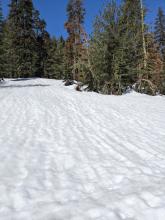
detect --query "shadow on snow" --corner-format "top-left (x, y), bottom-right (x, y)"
top-left (0, 84), bottom-right (50, 89)
top-left (11, 78), bottom-right (37, 82)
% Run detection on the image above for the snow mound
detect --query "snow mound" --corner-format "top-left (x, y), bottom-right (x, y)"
top-left (0, 78), bottom-right (165, 220)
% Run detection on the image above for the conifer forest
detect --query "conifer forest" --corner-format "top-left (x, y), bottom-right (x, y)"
top-left (0, 0), bottom-right (165, 95)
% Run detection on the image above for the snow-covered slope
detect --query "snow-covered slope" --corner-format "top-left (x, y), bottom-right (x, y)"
top-left (0, 78), bottom-right (165, 220)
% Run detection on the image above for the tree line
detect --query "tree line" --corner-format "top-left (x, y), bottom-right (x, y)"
top-left (0, 0), bottom-right (165, 95)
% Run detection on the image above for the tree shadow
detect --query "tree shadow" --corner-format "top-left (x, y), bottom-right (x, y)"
top-left (0, 84), bottom-right (50, 89)
top-left (11, 78), bottom-right (37, 82)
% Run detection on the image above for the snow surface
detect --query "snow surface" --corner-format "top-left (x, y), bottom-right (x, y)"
top-left (0, 78), bottom-right (165, 220)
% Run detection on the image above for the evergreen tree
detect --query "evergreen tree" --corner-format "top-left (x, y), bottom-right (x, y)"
top-left (141, 33), bottom-right (163, 95)
top-left (89, 1), bottom-right (123, 94)
top-left (120, 0), bottom-right (145, 89)
top-left (155, 7), bottom-right (165, 93)
top-left (65, 0), bottom-right (86, 81)
top-left (44, 37), bottom-right (57, 78)
top-left (0, 0), bottom-right (4, 79)
top-left (16, 0), bottom-right (36, 77)
top-left (53, 36), bottom-right (66, 79)
top-left (44, 36), bottom-right (66, 79)
top-left (155, 8), bottom-right (165, 59)
top-left (5, 0), bottom-right (21, 77)
top-left (2, 19), bottom-right (14, 78)
top-left (3, 0), bottom-right (50, 78)
top-left (33, 10), bottom-right (50, 77)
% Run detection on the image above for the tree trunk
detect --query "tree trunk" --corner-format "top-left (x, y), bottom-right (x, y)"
top-left (140, 0), bottom-right (147, 69)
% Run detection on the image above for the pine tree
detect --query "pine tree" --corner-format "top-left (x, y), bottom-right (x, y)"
top-left (4, 0), bottom-right (50, 78)
top-left (155, 7), bottom-right (165, 93)
top-left (2, 19), bottom-right (15, 78)
top-left (65, 0), bottom-right (86, 81)
top-left (155, 8), bottom-right (165, 59)
top-left (140, 0), bottom-right (147, 69)
top-left (89, 1), bottom-right (123, 94)
top-left (16, 0), bottom-right (36, 77)
top-left (53, 36), bottom-right (66, 79)
top-left (142, 33), bottom-right (162, 94)
top-left (44, 36), bottom-right (66, 79)
top-left (44, 37), bottom-right (57, 78)
top-left (5, 0), bottom-right (20, 77)
top-left (33, 10), bottom-right (50, 77)
top-left (120, 0), bottom-right (145, 89)
top-left (0, 0), bottom-right (4, 79)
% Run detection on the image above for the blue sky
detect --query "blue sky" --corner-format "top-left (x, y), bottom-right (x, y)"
top-left (1, 0), bottom-right (165, 37)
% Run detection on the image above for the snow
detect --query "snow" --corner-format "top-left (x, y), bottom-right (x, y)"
top-left (0, 78), bottom-right (165, 220)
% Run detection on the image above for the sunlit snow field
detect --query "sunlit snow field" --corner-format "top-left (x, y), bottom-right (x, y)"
top-left (0, 78), bottom-right (165, 220)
